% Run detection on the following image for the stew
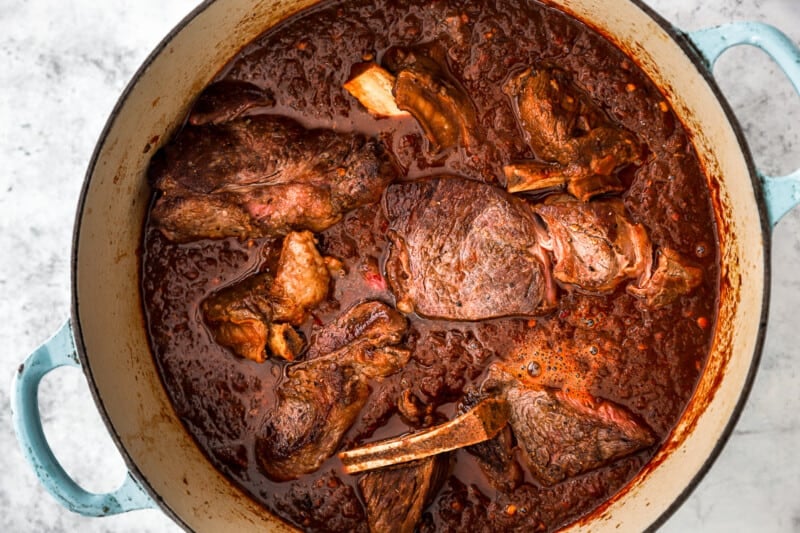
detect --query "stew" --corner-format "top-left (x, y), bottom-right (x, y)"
top-left (141, 0), bottom-right (719, 531)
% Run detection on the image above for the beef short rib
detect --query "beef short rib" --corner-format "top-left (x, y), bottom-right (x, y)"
top-left (487, 366), bottom-right (655, 486)
top-left (384, 176), bottom-right (555, 320)
top-left (358, 456), bottom-right (446, 533)
top-left (534, 195), bottom-right (652, 293)
top-left (149, 115), bottom-right (397, 242)
top-left (306, 300), bottom-right (408, 360)
top-left (503, 66), bottom-right (642, 200)
top-left (255, 302), bottom-right (409, 481)
top-left (201, 231), bottom-right (330, 362)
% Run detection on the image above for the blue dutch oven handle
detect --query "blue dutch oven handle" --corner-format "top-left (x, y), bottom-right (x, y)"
top-left (10, 320), bottom-right (156, 516)
top-left (688, 22), bottom-right (800, 227)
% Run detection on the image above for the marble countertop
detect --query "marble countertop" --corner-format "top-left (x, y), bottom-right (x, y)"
top-left (1, 1), bottom-right (798, 531)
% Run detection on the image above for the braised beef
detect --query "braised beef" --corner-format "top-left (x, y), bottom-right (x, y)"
top-left (269, 230), bottom-right (331, 325)
top-left (534, 195), bottom-right (652, 293)
top-left (384, 176), bottom-right (555, 320)
top-left (359, 456), bottom-right (447, 533)
top-left (627, 247), bottom-right (704, 306)
top-left (385, 46), bottom-right (478, 153)
top-left (504, 66), bottom-right (642, 200)
top-left (307, 300), bottom-right (408, 360)
top-left (149, 115), bottom-right (397, 242)
top-left (487, 366), bottom-right (655, 486)
top-left (256, 306), bottom-right (410, 481)
top-left (202, 272), bottom-right (276, 363)
top-left (459, 391), bottom-right (523, 493)
top-left (256, 343), bottom-right (410, 481)
top-left (201, 230), bottom-right (330, 362)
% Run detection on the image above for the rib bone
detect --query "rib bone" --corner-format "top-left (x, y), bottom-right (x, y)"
top-left (339, 397), bottom-right (510, 474)
top-left (344, 63), bottom-right (409, 118)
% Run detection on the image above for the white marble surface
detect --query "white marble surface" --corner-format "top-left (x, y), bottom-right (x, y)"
top-left (1, 1), bottom-right (798, 531)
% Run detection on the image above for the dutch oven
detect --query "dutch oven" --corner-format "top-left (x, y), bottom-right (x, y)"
top-left (11, 0), bottom-right (800, 530)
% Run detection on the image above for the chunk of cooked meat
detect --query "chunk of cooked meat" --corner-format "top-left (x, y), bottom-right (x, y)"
top-left (627, 247), bottom-right (703, 307)
top-left (269, 231), bottom-right (330, 325)
top-left (504, 67), bottom-right (642, 200)
top-left (385, 47), bottom-right (478, 153)
top-left (534, 195), bottom-right (652, 293)
top-left (307, 300), bottom-right (408, 360)
top-left (201, 231), bottom-right (332, 362)
top-left (202, 272), bottom-right (275, 363)
top-left (150, 194), bottom-right (256, 242)
top-left (188, 80), bottom-right (275, 126)
top-left (344, 63), bottom-right (410, 118)
top-left (267, 323), bottom-right (306, 362)
top-left (149, 115), bottom-right (397, 242)
top-left (459, 391), bottom-right (522, 493)
top-left (256, 343), bottom-right (410, 481)
top-left (384, 176), bottom-right (555, 320)
top-left (487, 366), bottom-right (655, 486)
top-left (358, 456), bottom-right (446, 533)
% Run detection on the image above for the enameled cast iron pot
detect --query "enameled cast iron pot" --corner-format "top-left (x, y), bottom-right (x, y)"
top-left (11, 0), bottom-right (800, 531)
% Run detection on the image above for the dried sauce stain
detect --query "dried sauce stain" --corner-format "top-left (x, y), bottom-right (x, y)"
top-left (140, 1), bottom-right (720, 532)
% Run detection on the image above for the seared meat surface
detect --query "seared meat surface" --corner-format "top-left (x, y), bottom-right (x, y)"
top-left (270, 231), bottom-right (331, 325)
top-left (384, 176), bottom-right (555, 320)
top-left (627, 247), bottom-right (704, 307)
top-left (504, 67), bottom-right (642, 200)
top-left (358, 456), bottom-right (446, 533)
top-left (384, 177), bottom-right (699, 321)
top-left (385, 47), bottom-right (478, 153)
top-left (307, 300), bottom-right (408, 360)
top-left (142, 0), bottom-right (721, 529)
top-left (202, 272), bottom-right (276, 363)
top-left (487, 366), bottom-right (655, 486)
top-left (201, 231), bottom-right (330, 362)
top-left (255, 302), bottom-right (409, 481)
top-left (534, 195), bottom-right (652, 293)
top-left (188, 80), bottom-right (275, 126)
top-left (149, 115), bottom-right (397, 242)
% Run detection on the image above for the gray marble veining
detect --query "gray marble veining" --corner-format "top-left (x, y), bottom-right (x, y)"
top-left (1, 1), bottom-right (798, 531)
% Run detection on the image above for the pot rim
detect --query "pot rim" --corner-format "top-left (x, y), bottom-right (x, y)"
top-left (623, 2), bottom-right (770, 530)
top-left (68, 1), bottom-right (772, 531)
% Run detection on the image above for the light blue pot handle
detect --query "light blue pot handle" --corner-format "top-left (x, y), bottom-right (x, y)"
top-left (10, 320), bottom-right (156, 516)
top-left (688, 22), bottom-right (800, 228)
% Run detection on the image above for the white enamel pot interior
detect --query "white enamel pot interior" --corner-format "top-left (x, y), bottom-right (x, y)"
top-left (71, 0), bottom-right (768, 530)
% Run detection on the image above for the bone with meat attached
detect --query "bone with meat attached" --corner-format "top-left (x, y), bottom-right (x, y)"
top-left (255, 301), bottom-right (409, 481)
top-left (339, 368), bottom-right (653, 488)
top-left (485, 364), bottom-right (656, 486)
top-left (459, 391), bottom-right (523, 492)
top-left (503, 67), bottom-right (642, 200)
top-left (627, 247), bottom-right (704, 306)
top-left (338, 397), bottom-right (510, 474)
top-left (344, 49), bottom-right (478, 153)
